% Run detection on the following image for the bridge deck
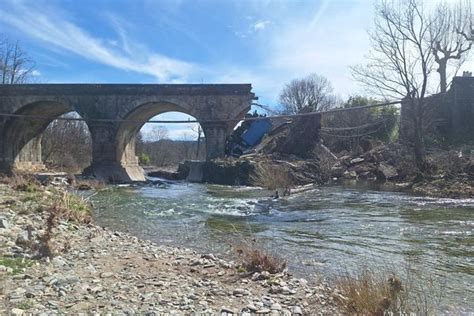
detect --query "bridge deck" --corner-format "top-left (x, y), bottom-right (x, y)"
top-left (0, 84), bottom-right (255, 97)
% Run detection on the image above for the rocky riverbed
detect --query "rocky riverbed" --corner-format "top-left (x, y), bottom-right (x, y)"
top-left (0, 184), bottom-right (339, 314)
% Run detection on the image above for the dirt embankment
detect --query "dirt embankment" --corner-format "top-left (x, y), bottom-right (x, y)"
top-left (0, 183), bottom-right (339, 314)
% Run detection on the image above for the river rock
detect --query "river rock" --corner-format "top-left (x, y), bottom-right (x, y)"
top-left (377, 163), bottom-right (398, 180)
top-left (220, 307), bottom-right (235, 314)
top-left (256, 308), bottom-right (271, 314)
top-left (10, 308), bottom-right (25, 316)
top-left (343, 170), bottom-right (357, 179)
top-left (271, 303), bottom-right (282, 310)
top-left (233, 288), bottom-right (246, 296)
top-left (100, 272), bottom-right (114, 278)
top-left (350, 157), bottom-right (365, 164)
top-left (293, 306), bottom-right (303, 314)
top-left (0, 217), bottom-right (9, 229)
top-left (51, 256), bottom-right (67, 267)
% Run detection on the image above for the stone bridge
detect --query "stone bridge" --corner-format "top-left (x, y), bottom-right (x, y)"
top-left (0, 84), bottom-right (254, 181)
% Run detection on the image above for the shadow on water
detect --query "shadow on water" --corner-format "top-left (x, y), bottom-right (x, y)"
top-left (90, 179), bottom-right (474, 311)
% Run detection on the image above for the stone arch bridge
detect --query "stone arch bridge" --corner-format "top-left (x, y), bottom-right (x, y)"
top-left (0, 84), bottom-right (254, 182)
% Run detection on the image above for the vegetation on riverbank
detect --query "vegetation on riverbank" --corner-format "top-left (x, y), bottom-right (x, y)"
top-left (333, 266), bottom-right (443, 316)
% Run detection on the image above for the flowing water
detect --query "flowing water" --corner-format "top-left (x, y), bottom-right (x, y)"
top-left (90, 180), bottom-right (473, 311)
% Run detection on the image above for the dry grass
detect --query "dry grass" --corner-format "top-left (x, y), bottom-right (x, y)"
top-left (251, 162), bottom-right (294, 190)
top-left (51, 191), bottom-right (93, 224)
top-left (235, 241), bottom-right (287, 274)
top-left (0, 174), bottom-right (42, 192)
top-left (334, 266), bottom-right (442, 315)
top-left (16, 194), bottom-right (92, 258)
top-left (16, 204), bottom-right (60, 258)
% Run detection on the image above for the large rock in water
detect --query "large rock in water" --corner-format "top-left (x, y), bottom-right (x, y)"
top-left (202, 159), bottom-right (255, 185)
top-left (199, 158), bottom-right (322, 186)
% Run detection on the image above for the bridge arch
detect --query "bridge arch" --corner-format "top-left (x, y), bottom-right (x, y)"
top-left (2, 100), bottom-right (91, 172)
top-left (115, 100), bottom-right (206, 181)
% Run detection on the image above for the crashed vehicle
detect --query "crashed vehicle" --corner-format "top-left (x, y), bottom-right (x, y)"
top-left (225, 114), bottom-right (272, 157)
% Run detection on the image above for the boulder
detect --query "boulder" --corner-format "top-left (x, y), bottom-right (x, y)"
top-left (350, 157), bottom-right (365, 165)
top-left (330, 163), bottom-right (345, 177)
top-left (377, 163), bottom-right (398, 180)
top-left (343, 170), bottom-right (357, 179)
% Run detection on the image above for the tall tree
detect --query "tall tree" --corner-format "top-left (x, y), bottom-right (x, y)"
top-left (0, 36), bottom-right (34, 84)
top-left (279, 73), bottom-right (336, 114)
top-left (430, 1), bottom-right (473, 93)
top-left (351, 0), bottom-right (433, 171)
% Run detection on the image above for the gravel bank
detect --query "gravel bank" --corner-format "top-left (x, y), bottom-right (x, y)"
top-left (0, 184), bottom-right (339, 314)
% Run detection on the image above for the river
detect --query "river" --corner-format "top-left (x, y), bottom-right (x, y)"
top-left (90, 180), bottom-right (473, 311)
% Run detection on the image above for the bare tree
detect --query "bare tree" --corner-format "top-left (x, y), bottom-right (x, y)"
top-left (0, 36), bottom-right (34, 84)
top-left (190, 124), bottom-right (204, 159)
top-left (430, 1), bottom-right (473, 93)
top-left (148, 126), bottom-right (169, 141)
top-left (42, 113), bottom-right (92, 171)
top-left (351, 0), bottom-right (434, 171)
top-left (279, 73), bottom-right (336, 114)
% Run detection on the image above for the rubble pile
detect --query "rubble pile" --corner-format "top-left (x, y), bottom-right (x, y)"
top-left (329, 142), bottom-right (474, 198)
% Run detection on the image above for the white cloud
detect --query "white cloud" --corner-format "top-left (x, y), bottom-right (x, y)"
top-left (252, 20), bottom-right (270, 31)
top-left (0, 0), bottom-right (197, 82)
top-left (31, 70), bottom-right (41, 77)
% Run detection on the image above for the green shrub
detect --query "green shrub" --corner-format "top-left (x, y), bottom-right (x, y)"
top-left (139, 153), bottom-right (151, 165)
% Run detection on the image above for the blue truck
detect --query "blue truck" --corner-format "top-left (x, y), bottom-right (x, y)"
top-left (225, 116), bottom-right (272, 157)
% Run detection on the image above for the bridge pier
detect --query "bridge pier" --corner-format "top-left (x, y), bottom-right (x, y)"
top-left (13, 135), bottom-right (45, 172)
top-left (83, 123), bottom-right (146, 182)
top-left (202, 122), bottom-right (232, 159)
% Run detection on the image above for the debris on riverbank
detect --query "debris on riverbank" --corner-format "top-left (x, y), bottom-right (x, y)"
top-left (0, 182), bottom-right (339, 314)
top-left (328, 142), bottom-right (474, 198)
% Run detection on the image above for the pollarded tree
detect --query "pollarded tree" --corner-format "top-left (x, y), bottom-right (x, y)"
top-left (351, 0), bottom-right (434, 171)
top-left (279, 73), bottom-right (336, 114)
top-left (0, 36), bottom-right (34, 84)
top-left (430, 1), bottom-right (473, 93)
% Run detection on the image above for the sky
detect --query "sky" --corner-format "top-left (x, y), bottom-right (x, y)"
top-left (1, 0), bottom-right (473, 139)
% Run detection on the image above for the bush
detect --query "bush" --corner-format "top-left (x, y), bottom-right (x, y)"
top-left (235, 242), bottom-right (287, 274)
top-left (139, 153), bottom-right (151, 165)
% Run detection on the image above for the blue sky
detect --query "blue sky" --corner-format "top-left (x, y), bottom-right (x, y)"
top-left (0, 0), bottom-right (375, 101)
top-left (1, 0), bottom-right (471, 139)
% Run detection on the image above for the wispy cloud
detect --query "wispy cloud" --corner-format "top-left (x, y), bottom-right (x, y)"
top-left (0, 0), bottom-right (197, 82)
top-left (252, 20), bottom-right (270, 32)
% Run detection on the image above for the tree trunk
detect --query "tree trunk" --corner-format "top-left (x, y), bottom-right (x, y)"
top-left (437, 60), bottom-right (448, 93)
top-left (412, 99), bottom-right (427, 172)
top-left (195, 127), bottom-right (202, 159)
